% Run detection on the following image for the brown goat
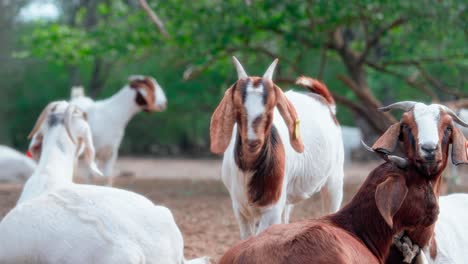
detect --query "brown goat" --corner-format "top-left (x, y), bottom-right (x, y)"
top-left (218, 161), bottom-right (439, 264)
top-left (377, 102), bottom-right (468, 263)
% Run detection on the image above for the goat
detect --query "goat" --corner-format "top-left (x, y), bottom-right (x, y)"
top-left (407, 194), bottom-right (468, 264)
top-left (210, 57), bottom-right (344, 239)
top-left (70, 75), bottom-right (167, 185)
top-left (0, 145), bottom-right (36, 183)
top-left (448, 108), bottom-right (468, 186)
top-left (218, 156), bottom-right (440, 263)
top-left (361, 101), bottom-right (468, 264)
top-left (0, 101), bottom-right (208, 264)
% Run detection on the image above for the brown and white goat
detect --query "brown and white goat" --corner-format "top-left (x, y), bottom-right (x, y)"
top-left (211, 57), bottom-right (344, 239)
top-left (70, 75), bottom-right (167, 185)
top-left (218, 160), bottom-right (440, 264)
top-left (371, 102), bottom-right (468, 264)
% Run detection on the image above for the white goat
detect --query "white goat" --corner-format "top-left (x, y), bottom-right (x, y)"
top-left (0, 101), bottom-right (208, 264)
top-left (70, 75), bottom-right (167, 185)
top-left (406, 194), bottom-right (468, 264)
top-left (0, 145), bottom-right (36, 183)
top-left (210, 57), bottom-right (344, 239)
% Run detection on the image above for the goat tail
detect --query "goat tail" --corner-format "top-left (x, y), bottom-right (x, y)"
top-left (183, 256), bottom-right (210, 264)
top-left (296, 76), bottom-right (336, 113)
top-left (70, 85), bottom-right (86, 100)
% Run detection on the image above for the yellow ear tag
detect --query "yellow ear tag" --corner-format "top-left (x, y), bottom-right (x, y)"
top-left (294, 119), bottom-right (300, 139)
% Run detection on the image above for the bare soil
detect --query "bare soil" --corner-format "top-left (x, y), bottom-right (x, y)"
top-left (1, 159), bottom-right (467, 262)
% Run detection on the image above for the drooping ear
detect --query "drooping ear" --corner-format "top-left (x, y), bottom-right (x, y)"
top-left (82, 125), bottom-right (103, 177)
top-left (375, 175), bottom-right (408, 228)
top-left (373, 123), bottom-right (401, 154)
top-left (210, 86), bottom-right (236, 154)
top-left (451, 126), bottom-right (468, 165)
top-left (274, 85), bottom-right (304, 153)
top-left (130, 78), bottom-right (156, 111)
top-left (28, 133), bottom-right (43, 161)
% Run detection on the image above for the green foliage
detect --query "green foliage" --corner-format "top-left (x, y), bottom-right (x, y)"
top-left (1, 0), bottom-right (467, 155)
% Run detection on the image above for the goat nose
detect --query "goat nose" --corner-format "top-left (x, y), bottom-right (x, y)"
top-left (421, 142), bottom-right (438, 154)
top-left (247, 140), bottom-right (261, 149)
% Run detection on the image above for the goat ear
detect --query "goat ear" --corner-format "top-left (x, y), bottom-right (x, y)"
top-left (28, 133), bottom-right (43, 161)
top-left (375, 175), bottom-right (408, 228)
top-left (451, 126), bottom-right (468, 165)
top-left (82, 126), bottom-right (103, 177)
top-left (136, 85), bottom-right (156, 110)
top-left (373, 123), bottom-right (401, 154)
top-left (210, 86), bottom-right (236, 154)
top-left (275, 85), bottom-right (304, 153)
top-left (130, 78), bottom-right (156, 111)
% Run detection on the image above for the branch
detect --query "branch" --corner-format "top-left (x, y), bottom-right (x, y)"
top-left (380, 53), bottom-right (468, 66)
top-left (336, 75), bottom-right (384, 108)
top-left (139, 0), bottom-right (169, 38)
top-left (318, 46), bottom-right (327, 79)
top-left (365, 60), bottom-right (440, 102)
top-left (244, 46), bottom-right (301, 74)
top-left (183, 48), bottom-right (237, 80)
top-left (275, 78), bottom-right (296, 85)
top-left (358, 16), bottom-right (407, 63)
top-left (414, 63), bottom-right (468, 98)
top-left (443, 99), bottom-right (468, 110)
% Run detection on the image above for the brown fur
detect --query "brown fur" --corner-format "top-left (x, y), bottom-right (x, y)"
top-left (381, 109), bottom-right (467, 263)
top-left (296, 76), bottom-right (339, 125)
top-left (210, 76), bottom-right (305, 206)
top-left (129, 77), bottom-right (157, 112)
top-left (296, 76), bottom-right (335, 105)
top-left (219, 163), bottom-right (439, 264)
top-left (430, 238), bottom-right (437, 259)
top-left (235, 126), bottom-right (285, 206)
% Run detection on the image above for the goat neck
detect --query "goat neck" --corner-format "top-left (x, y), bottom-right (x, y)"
top-left (385, 168), bottom-right (444, 264)
top-left (20, 126), bottom-right (77, 203)
top-left (98, 85), bottom-right (142, 127)
top-left (329, 163), bottom-right (425, 263)
top-left (234, 125), bottom-right (285, 207)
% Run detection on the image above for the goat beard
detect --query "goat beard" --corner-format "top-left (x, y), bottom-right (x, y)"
top-left (418, 162), bottom-right (441, 178)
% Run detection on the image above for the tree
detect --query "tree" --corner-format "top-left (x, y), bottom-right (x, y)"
top-left (158, 0), bottom-right (467, 136)
top-left (11, 0), bottom-right (468, 152)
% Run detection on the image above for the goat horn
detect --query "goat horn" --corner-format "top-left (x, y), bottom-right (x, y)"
top-left (27, 102), bottom-right (59, 140)
top-left (263, 58), bottom-right (279, 81)
top-left (379, 101), bottom-right (418, 112)
top-left (232, 56), bottom-right (248, 79)
top-left (361, 140), bottom-right (375, 153)
top-left (388, 155), bottom-right (409, 169)
top-left (439, 105), bottom-right (468, 127)
top-left (64, 104), bottom-right (77, 144)
top-left (362, 140), bottom-right (408, 169)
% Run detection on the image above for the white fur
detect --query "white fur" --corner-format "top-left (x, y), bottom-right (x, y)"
top-left (222, 90), bottom-right (345, 239)
top-left (0, 145), bottom-right (36, 183)
top-left (413, 103), bottom-right (441, 156)
top-left (420, 194), bottom-right (468, 264)
top-left (341, 126), bottom-right (362, 165)
top-left (0, 102), bottom-right (208, 264)
top-left (244, 83), bottom-right (265, 140)
top-left (70, 78), bottom-right (167, 184)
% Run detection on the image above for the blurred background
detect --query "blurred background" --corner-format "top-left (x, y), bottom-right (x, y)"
top-left (1, 0), bottom-right (466, 157)
top-left (0, 1), bottom-right (467, 260)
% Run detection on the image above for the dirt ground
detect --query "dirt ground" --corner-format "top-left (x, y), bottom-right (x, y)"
top-left (1, 158), bottom-right (467, 262)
